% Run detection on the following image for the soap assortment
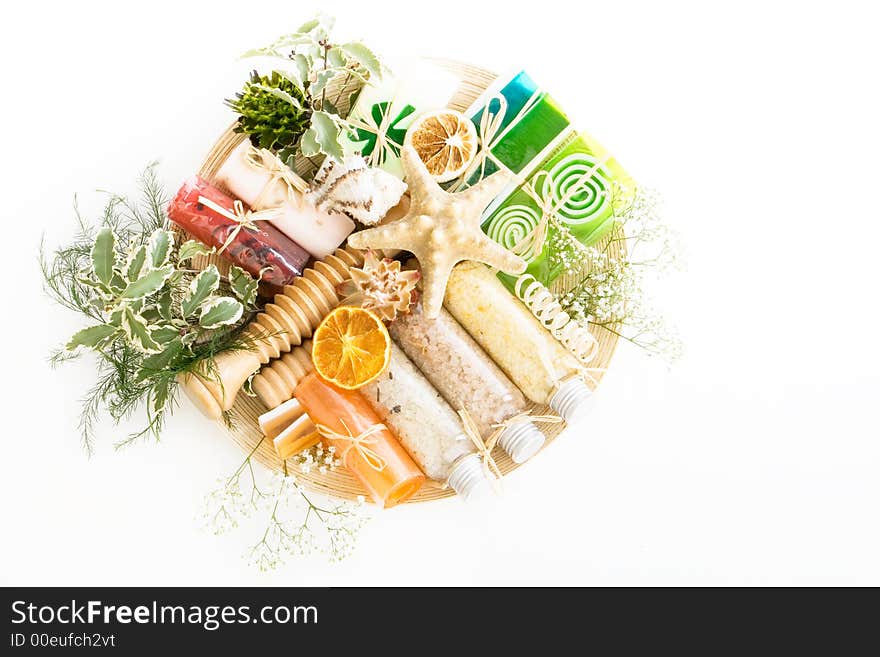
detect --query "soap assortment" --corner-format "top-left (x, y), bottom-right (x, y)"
top-left (166, 56), bottom-right (632, 508)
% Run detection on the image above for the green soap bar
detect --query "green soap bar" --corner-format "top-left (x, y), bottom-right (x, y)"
top-left (482, 130), bottom-right (636, 292)
top-left (489, 93), bottom-right (570, 174)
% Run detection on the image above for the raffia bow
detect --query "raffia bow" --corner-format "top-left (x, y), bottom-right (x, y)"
top-left (457, 409), bottom-right (503, 491)
top-left (243, 145), bottom-right (309, 207)
top-left (510, 158), bottom-right (611, 262)
top-left (315, 420), bottom-right (388, 472)
top-left (196, 195), bottom-right (281, 255)
top-left (447, 89), bottom-right (543, 192)
top-left (344, 94), bottom-right (411, 169)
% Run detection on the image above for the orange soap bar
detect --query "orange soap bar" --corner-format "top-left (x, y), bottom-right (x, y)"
top-left (294, 373), bottom-right (425, 507)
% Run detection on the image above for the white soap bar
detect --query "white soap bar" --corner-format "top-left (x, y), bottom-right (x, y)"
top-left (215, 140), bottom-right (355, 259)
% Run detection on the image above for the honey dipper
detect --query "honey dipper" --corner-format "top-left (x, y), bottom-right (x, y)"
top-left (179, 248), bottom-right (363, 419)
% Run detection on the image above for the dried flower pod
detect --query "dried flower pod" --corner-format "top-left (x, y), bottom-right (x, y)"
top-left (339, 250), bottom-right (420, 322)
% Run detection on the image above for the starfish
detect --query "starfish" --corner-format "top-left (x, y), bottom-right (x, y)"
top-left (347, 145), bottom-right (526, 318)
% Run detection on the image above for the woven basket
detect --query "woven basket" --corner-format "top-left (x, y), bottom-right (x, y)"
top-left (192, 60), bottom-right (622, 503)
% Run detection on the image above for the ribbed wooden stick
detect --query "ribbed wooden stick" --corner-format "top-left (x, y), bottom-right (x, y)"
top-left (179, 249), bottom-right (363, 419)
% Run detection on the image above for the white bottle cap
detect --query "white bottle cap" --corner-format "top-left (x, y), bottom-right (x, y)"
top-left (549, 377), bottom-right (593, 424)
top-left (447, 453), bottom-right (492, 502)
top-left (497, 420), bottom-right (545, 463)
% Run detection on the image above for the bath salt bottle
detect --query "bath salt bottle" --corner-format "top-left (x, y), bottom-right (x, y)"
top-left (215, 140), bottom-right (355, 259)
top-left (443, 261), bottom-right (593, 424)
top-left (361, 343), bottom-right (492, 501)
top-left (168, 176), bottom-right (309, 289)
top-left (294, 372), bottom-right (425, 508)
top-left (390, 303), bottom-right (547, 464)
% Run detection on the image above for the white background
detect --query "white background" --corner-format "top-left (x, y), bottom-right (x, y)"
top-left (2, 0), bottom-right (878, 586)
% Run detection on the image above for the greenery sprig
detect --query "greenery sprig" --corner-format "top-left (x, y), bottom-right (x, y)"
top-left (40, 165), bottom-right (261, 453)
top-left (231, 14), bottom-right (383, 164)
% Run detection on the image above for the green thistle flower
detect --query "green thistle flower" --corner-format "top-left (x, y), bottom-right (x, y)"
top-left (226, 70), bottom-right (311, 157)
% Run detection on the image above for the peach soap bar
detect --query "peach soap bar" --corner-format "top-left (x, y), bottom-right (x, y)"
top-left (294, 372), bottom-right (425, 507)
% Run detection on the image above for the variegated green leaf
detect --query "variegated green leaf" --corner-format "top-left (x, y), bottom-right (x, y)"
top-left (157, 288), bottom-right (173, 322)
top-left (122, 306), bottom-right (161, 353)
top-left (91, 227), bottom-right (116, 285)
top-left (140, 306), bottom-right (162, 323)
top-left (108, 306), bottom-right (124, 327)
top-left (147, 229), bottom-right (173, 268)
top-left (309, 69), bottom-right (337, 102)
top-left (177, 239), bottom-right (214, 264)
top-left (327, 47), bottom-right (346, 68)
top-left (241, 372), bottom-right (257, 397)
top-left (253, 83), bottom-right (303, 110)
top-left (77, 275), bottom-right (113, 299)
top-left (151, 379), bottom-right (171, 415)
top-left (125, 245), bottom-right (147, 281)
top-left (291, 53), bottom-right (311, 83)
top-left (110, 272), bottom-right (128, 294)
top-left (340, 42), bottom-right (381, 80)
top-left (66, 324), bottom-right (118, 351)
top-left (151, 325), bottom-right (180, 345)
top-left (141, 337), bottom-right (185, 375)
top-left (228, 265), bottom-right (258, 307)
top-left (296, 17), bottom-right (321, 33)
top-left (182, 265), bottom-right (220, 317)
top-left (198, 297), bottom-right (244, 329)
top-left (120, 264), bottom-right (174, 300)
top-left (275, 68), bottom-right (304, 92)
top-left (303, 110), bottom-right (344, 161)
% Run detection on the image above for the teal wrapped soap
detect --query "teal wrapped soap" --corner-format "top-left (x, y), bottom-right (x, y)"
top-left (455, 71), bottom-right (570, 188)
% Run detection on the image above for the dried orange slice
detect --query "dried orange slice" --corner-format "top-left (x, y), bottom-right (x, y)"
top-left (405, 109), bottom-right (478, 182)
top-left (311, 306), bottom-right (391, 390)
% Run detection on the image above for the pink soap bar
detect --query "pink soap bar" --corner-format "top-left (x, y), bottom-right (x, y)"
top-left (168, 176), bottom-right (309, 288)
top-left (215, 141), bottom-right (354, 259)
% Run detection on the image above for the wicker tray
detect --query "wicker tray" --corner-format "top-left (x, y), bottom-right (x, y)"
top-left (193, 60), bottom-right (622, 503)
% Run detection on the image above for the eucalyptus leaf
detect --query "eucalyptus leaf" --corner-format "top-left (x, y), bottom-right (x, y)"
top-left (91, 228), bottom-right (116, 285)
top-left (198, 297), bottom-right (244, 329)
top-left (182, 265), bottom-right (221, 317)
top-left (66, 324), bottom-right (118, 351)
top-left (120, 264), bottom-right (174, 300)
top-left (177, 239), bottom-right (215, 264)
top-left (340, 42), bottom-right (382, 80)
top-left (228, 265), bottom-right (258, 307)
top-left (125, 245), bottom-right (147, 281)
top-left (122, 306), bottom-right (162, 354)
top-left (147, 229), bottom-right (173, 268)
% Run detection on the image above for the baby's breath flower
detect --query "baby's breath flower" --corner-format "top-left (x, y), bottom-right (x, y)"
top-left (202, 438), bottom-right (371, 570)
top-left (553, 186), bottom-right (683, 362)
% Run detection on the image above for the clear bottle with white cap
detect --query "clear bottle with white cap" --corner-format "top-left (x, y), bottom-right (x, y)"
top-left (361, 343), bottom-right (492, 501)
top-left (444, 261), bottom-right (593, 424)
top-left (390, 302), bottom-right (547, 463)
